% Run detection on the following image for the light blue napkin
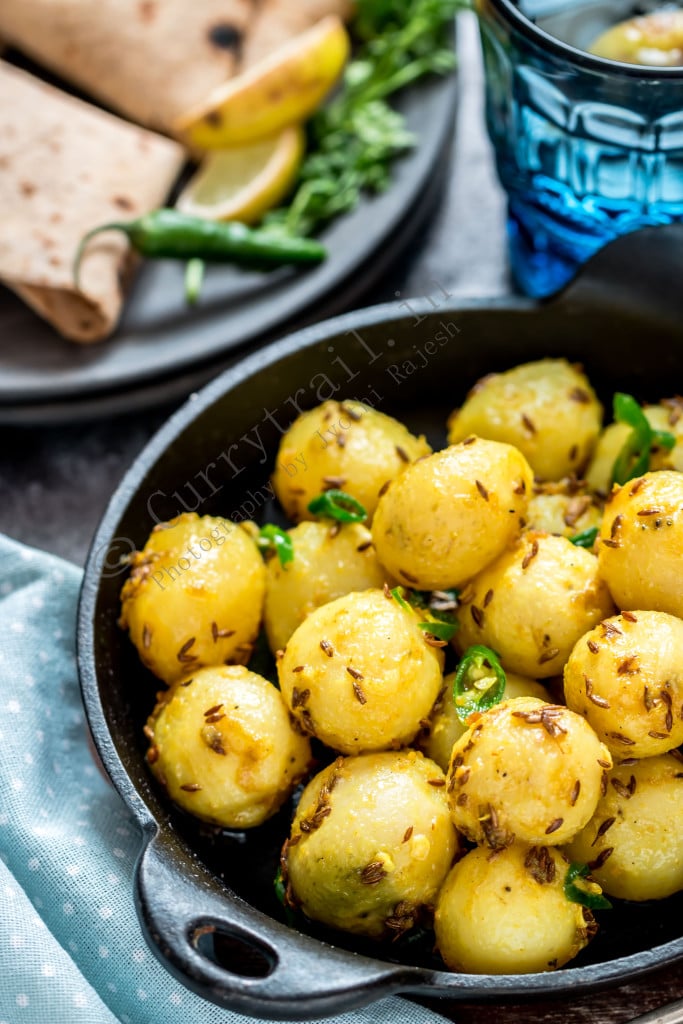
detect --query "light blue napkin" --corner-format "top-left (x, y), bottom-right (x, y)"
top-left (0, 534), bottom-right (454, 1024)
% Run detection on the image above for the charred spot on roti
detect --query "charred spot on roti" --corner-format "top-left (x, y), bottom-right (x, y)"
top-left (138, 0), bottom-right (157, 22)
top-left (113, 195), bottom-right (134, 211)
top-left (207, 22), bottom-right (243, 52)
top-left (20, 181), bottom-right (36, 198)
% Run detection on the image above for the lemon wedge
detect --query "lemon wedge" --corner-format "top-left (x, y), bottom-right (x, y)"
top-left (174, 15), bottom-right (349, 150)
top-left (176, 125), bottom-right (305, 224)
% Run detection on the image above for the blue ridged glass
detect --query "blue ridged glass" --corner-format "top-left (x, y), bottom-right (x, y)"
top-left (477, 0), bottom-right (683, 297)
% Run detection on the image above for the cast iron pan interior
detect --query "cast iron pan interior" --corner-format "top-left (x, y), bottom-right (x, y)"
top-left (78, 246), bottom-right (683, 1019)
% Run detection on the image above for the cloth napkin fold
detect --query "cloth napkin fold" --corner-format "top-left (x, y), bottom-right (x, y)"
top-left (0, 534), bottom-right (453, 1024)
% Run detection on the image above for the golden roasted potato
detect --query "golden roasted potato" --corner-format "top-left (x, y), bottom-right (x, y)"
top-left (263, 521), bottom-right (391, 654)
top-left (447, 697), bottom-right (612, 847)
top-left (284, 750), bottom-right (458, 938)
top-left (120, 513), bottom-right (266, 685)
top-left (565, 753), bottom-right (683, 901)
top-left (371, 438), bottom-right (533, 590)
top-left (564, 610), bottom-right (683, 758)
top-left (278, 589), bottom-right (444, 755)
top-left (590, 10), bottom-right (683, 66)
top-left (597, 471), bottom-right (683, 618)
top-left (146, 665), bottom-right (311, 829)
top-left (455, 531), bottom-right (614, 678)
top-left (422, 670), bottom-right (550, 773)
top-left (271, 400), bottom-right (430, 523)
top-left (435, 844), bottom-right (595, 974)
top-left (447, 359), bottom-right (602, 480)
top-left (526, 481), bottom-right (602, 540)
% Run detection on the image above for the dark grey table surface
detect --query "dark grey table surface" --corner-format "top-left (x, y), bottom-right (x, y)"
top-left (2, 16), bottom-right (683, 1021)
top-left (0, 14), bottom-right (509, 566)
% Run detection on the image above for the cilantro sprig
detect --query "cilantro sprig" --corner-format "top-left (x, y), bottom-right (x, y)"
top-left (267, 0), bottom-right (465, 238)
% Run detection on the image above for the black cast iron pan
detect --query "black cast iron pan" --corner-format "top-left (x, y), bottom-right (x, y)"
top-left (77, 226), bottom-right (683, 1020)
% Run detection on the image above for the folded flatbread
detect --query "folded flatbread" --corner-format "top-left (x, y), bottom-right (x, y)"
top-left (0, 0), bottom-right (254, 133)
top-left (0, 0), bottom-right (353, 133)
top-left (241, 0), bottom-right (354, 67)
top-left (0, 62), bottom-right (184, 343)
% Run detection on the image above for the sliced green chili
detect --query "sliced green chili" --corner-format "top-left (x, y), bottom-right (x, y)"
top-left (307, 489), bottom-right (367, 523)
top-left (257, 525), bottom-right (294, 568)
top-left (390, 586), bottom-right (411, 612)
top-left (564, 863), bottom-right (612, 910)
top-left (391, 586), bottom-right (459, 640)
top-left (274, 866), bottom-right (287, 906)
top-left (184, 257), bottom-right (205, 305)
top-left (453, 644), bottom-right (506, 724)
top-left (418, 620), bottom-right (456, 641)
top-left (610, 393), bottom-right (675, 487)
top-left (569, 527), bottom-right (599, 549)
top-left (273, 866), bottom-right (296, 925)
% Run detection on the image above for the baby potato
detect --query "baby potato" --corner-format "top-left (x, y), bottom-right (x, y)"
top-left (564, 610), bottom-right (683, 758)
top-left (447, 359), bottom-right (602, 481)
top-left (146, 665), bottom-right (311, 829)
top-left (120, 513), bottom-right (265, 685)
top-left (590, 9), bottom-right (683, 66)
top-left (456, 531), bottom-right (614, 678)
top-left (284, 750), bottom-right (458, 938)
top-left (447, 697), bottom-right (612, 847)
top-left (435, 843), bottom-right (594, 974)
top-left (597, 471), bottom-right (683, 618)
top-left (585, 404), bottom-right (682, 495)
top-left (263, 521), bottom-right (391, 654)
top-left (278, 589), bottom-right (444, 754)
top-left (271, 400), bottom-right (430, 523)
top-left (526, 481), bottom-right (602, 540)
top-left (565, 753), bottom-right (683, 901)
top-left (371, 438), bottom-right (533, 591)
top-left (422, 670), bottom-right (550, 773)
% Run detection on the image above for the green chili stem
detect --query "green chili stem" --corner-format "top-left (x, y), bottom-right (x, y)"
top-left (184, 258), bottom-right (205, 305)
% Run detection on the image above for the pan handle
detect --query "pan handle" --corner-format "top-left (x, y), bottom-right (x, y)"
top-left (135, 832), bottom-right (412, 1020)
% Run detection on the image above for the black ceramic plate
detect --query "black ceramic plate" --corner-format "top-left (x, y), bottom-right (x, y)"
top-left (0, 62), bottom-right (457, 425)
top-left (77, 237), bottom-right (683, 1021)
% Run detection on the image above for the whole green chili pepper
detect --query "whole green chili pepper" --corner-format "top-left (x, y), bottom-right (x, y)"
top-left (74, 208), bottom-right (327, 285)
top-left (610, 393), bottom-right (675, 487)
top-left (452, 644), bottom-right (506, 724)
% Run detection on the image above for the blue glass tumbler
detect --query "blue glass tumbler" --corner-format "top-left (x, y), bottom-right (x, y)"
top-left (477, 0), bottom-right (683, 297)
